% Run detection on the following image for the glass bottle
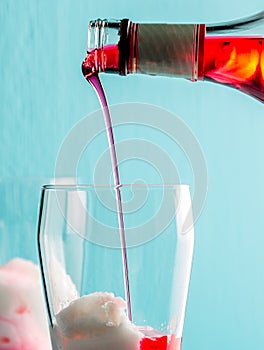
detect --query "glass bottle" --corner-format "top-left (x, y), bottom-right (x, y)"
top-left (82, 11), bottom-right (264, 103)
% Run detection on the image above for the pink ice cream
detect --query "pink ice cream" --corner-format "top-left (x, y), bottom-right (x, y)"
top-left (0, 258), bottom-right (51, 349)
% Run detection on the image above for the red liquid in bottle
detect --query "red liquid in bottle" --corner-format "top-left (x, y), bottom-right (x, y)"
top-left (82, 44), bottom-right (119, 76)
top-left (204, 36), bottom-right (264, 102)
top-left (83, 36), bottom-right (264, 102)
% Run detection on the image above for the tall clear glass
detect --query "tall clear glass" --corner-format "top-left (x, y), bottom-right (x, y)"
top-left (37, 184), bottom-right (194, 350)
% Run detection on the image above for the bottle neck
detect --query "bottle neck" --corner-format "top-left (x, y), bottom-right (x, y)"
top-left (86, 19), bottom-right (205, 80)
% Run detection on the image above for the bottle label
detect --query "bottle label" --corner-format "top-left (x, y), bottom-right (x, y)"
top-left (136, 24), bottom-right (205, 80)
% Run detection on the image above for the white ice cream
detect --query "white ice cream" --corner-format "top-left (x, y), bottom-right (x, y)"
top-left (0, 258), bottom-right (51, 350)
top-left (53, 292), bottom-right (143, 350)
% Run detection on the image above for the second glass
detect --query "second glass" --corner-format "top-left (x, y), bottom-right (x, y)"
top-left (38, 184), bottom-right (194, 350)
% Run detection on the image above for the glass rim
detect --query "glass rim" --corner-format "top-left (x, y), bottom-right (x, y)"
top-left (42, 183), bottom-right (190, 191)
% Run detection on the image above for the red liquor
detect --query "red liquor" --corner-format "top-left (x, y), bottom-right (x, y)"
top-left (204, 36), bottom-right (264, 102)
top-left (82, 35), bottom-right (264, 103)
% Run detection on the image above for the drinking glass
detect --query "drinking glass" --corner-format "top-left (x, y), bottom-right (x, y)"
top-left (37, 184), bottom-right (194, 350)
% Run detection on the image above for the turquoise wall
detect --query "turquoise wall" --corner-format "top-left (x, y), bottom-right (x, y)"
top-left (1, 1), bottom-right (264, 350)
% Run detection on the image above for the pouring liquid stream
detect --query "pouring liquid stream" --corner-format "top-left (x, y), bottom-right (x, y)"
top-left (82, 61), bottom-right (132, 322)
top-left (82, 58), bottom-right (183, 350)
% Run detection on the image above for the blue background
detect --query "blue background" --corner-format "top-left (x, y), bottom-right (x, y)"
top-left (1, 1), bottom-right (264, 350)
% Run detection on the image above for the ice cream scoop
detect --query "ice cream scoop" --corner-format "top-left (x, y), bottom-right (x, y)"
top-left (52, 292), bottom-right (143, 350)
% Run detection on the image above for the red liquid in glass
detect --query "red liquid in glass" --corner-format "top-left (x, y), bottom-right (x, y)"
top-left (140, 334), bottom-right (182, 350)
